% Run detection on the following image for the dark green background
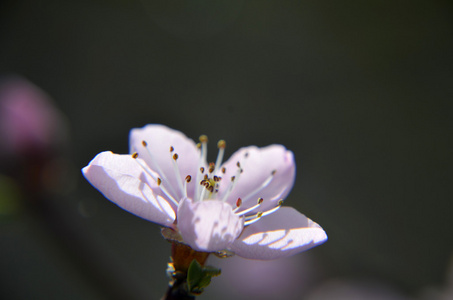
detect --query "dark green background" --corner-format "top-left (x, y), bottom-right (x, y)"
top-left (1, 0), bottom-right (452, 299)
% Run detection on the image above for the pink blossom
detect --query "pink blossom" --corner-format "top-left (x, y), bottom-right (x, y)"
top-left (0, 76), bottom-right (68, 156)
top-left (82, 124), bottom-right (327, 259)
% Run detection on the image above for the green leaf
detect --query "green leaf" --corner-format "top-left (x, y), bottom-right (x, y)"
top-left (186, 259), bottom-right (222, 295)
top-left (187, 259), bottom-right (203, 292)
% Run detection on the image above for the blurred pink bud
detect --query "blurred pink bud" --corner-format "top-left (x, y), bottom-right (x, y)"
top-left (0, 76), bottom-right (68, 157)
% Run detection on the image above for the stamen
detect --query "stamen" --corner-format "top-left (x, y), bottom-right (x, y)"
top-left (208, 163), bottom-right (215, 173)
top-left (243, 200), bottom-right (283, 226)
top-left (236, 197), bottom-right (264, 216)
top-left (195, 135), bottom-right (208, 201)
top-left (183, 175), bottom-right (191, 197)
top-left (232, 198), bottom-right (242, 213)
top-left (245, 211), bottom-right (263, 220)
top-left (185, 175), bottom-right (192, 183)
top-left (240, 170), bottom-right (277, 203)
top-left (213, 140), bottom-right (226, 174)
top-left (244, 212), bottom-right (263, 226)
top-left (221, 164), bottom-right (243, 202)
top-left (221, 167), bottom-right (226, 173)
top-left (170, 151), bottom-right (185, 197)
top-left (259, 200), bottom-right (283, 217)
top-left (133, 158), bottom-right (179, 206)
top-left (199, 181), bottom-right (209, 201)
top-left (132, 152), bottom-right (138, 159)
top-left (141, 140), bottom-right (179, 198)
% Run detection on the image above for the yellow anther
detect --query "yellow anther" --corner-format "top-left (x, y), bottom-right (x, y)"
top-left (142, 140), bottom-right (147, 147)
top-left (132, 152), bottom-right (138, 159)
top-left (199, 135), bottom-right (208, 143)
top-left (217, 140), bottom-right (226, 149)
top-left (157, 178), bottom-right (162, 186)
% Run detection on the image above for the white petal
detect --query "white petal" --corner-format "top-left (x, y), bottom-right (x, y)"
top-left (229, 207), bottom-right (327, 260)
top-left (177, 198), bottom-right (244, 252)
top-left (129, 124), bottom-right (199, 201)
top-left (82, 151), bottom-right (176, 227)
top-left (219, 145), bottom-right (295, 212)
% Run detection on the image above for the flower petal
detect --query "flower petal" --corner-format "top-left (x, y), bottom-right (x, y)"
top-left (82, 151), bottom-right (176, 227)
top-left (219, 145), bottom-right (295, 212)
top-left (229, 207), bottom-right (327, 260)
top-left (129, 124), bottom-right (199, 201)
top-left (177, 198), bottom-right (244, 252)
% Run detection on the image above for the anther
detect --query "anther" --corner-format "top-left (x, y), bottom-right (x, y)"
top-left (204, 174), bottom-right (208, 180)
top-left (199, 135), bottom-right (208, 143)
top-left (271, 170), bottom-right (277, 175)
top-left (221, 167), bottom-right (226, 173)
top-left (172, 153), bottom-right (179, 160)
top-left (235, 198), bottom-right (264, 216)
top-left (183, 175), bottom-right (191, 198)
top-left (244, 211), bottom-right (266, 226)
top-left (236, 198), bottom-right (242, 207)
top-left (142, 140), bottom-right (147, 147)
top-left (197, 143), bottom-right (201, 149)
top-left (170, 146), bottom-right (174, 152)
top-left (217, 140), bottom-right (226, 149)
top-left (213, 176), bottom-right (220, 182)
top-left (231, 176), bottom-right (235, 182)
top-left (200, 167), bottom-right (205, 173)
top-left (157, 178), bottom-right (162, 186)
top-left (132, 152), bottom-right (138, 159)
top-left (236, 161), bottom-right (241, 168)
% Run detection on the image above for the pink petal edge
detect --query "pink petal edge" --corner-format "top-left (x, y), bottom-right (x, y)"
top-left (82, 151), bottom-right (176, 227)
top-left (229, 207), bottom-right (327, 260)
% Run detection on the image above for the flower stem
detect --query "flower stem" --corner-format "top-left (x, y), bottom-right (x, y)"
top-left (161, 243), bottom-right (210, 300)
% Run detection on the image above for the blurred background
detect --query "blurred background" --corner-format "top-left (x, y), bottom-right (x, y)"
top-left (1, 0), bottom-right (452, 299)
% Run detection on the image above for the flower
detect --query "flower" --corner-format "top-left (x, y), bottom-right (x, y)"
top-left (82, 124), bottom-right (327, 259)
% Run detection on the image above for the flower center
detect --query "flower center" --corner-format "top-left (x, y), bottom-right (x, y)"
top-left (132, 134), bottom-right (284, 226)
